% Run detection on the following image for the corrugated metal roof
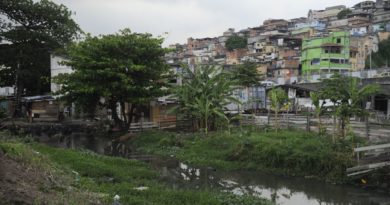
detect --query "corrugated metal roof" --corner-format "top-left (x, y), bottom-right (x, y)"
top-left (22, 95), bottom-right (55, 102)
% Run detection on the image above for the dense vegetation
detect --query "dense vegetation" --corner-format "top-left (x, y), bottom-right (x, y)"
top-left (231, 61), bottom-right (264, 87)
top-left (225, 35), bottom-right (247, 51)
top-left (314, 74), bottom-right (379, 138)
top-left (172, 66), bottom-right (239, 135)
top-left (268, 87), bottom-right (289, 132)
top-left (55, 29), bottom-right (170, 129)
top-left (0, 0), bottom-right (81, 116)
top-left (132, 128), bottom-right (355, 183)
top-left (369, 36), bottom-right (390, 68)
top-left (337, 9), bottom-right (352, 19)
top-left (0, 133), bottom-right (273, 205)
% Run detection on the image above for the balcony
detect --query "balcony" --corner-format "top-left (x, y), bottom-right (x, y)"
top-left (321, 53), bottom-right (347, 58)
top-left (319, 61), bottom-right (351, 69)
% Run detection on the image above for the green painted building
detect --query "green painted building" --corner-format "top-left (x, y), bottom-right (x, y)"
top-left (301, 31), bottom-right (351, 73)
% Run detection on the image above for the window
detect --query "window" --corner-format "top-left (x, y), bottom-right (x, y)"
top-left (169, 79), bottom-right (177, 84)
top-left (311, 58), bottom-right (320, 65)
top-left (337, 38), bottom-right (341, 44)
top-left (324, 47), bottom-right (341, 54)
top-left (330, 59), bottom-right (340, 63)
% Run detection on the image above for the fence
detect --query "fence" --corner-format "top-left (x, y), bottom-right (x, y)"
top-left (128, 112), bottom-right (390, 143)
top-left (241, 113), bottom-right (390, 143)
top-left (129, 119), bottom-right (193, 132)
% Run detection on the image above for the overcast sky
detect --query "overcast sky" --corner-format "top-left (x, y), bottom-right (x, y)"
top-left (52, 0), bottom-right (364, 46)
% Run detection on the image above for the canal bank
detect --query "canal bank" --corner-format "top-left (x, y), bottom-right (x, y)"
top-left (0, 132), bottom-right (272, 205)
top-left (2, 125), bottom-right (390, 205)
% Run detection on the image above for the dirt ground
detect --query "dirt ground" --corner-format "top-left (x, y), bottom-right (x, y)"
top-left (0, 147), bottom-right (102, 205)
top-left (0, 148), bottom-right (53, 204)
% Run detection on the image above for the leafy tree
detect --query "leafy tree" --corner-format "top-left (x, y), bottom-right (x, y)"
top-left (55, 29), bottom-right (170, 130)
top-left (268, 87), bottom-right (288, 132)
top-left (0, 0), bottom-right (81, 117)
top-left (231, 61), bottom-right (264, 87)
top-left (172, 66), bottom-right (239, 135)
top-left (225, 35), bottom-right (247, 51)
top-left (368, 37), bottom-right (390, 68)
top-left (337, 9), bottom-right (352, 19)
top-left (321, 74), bottom-right (379, 138)
top-left (319, 75), bottom-right (344, 140)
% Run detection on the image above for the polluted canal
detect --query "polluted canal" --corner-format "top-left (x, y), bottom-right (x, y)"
top-left (39, 132), bottom-right (390, 205)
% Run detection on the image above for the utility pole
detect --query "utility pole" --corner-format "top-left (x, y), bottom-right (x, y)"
top-left (14, 60), bottom-right (20, 117)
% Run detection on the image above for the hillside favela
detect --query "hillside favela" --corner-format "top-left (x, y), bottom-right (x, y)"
top-left (3, 0), bottom-right (390, 204)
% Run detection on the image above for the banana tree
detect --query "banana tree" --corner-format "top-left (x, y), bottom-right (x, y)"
top-left (268, 87), bottom-right (288, 133)
top-left (310, 92), bottom-right (326, 135)
top-left (171, 65), bottom-right (240, 135)
top-left (321, 74), bottom-right (379, 138)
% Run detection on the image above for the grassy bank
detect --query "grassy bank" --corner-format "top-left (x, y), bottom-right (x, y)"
top-left (0, 133), bottom-right (273, 205)
top-left (132, 128), bottom-right (355, 183)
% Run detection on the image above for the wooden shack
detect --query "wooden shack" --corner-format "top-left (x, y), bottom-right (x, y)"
top-left (23, 96), bottom-right (60, 122)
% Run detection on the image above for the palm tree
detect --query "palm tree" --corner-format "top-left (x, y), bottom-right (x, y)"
top-left (338, 77), bottom-right (379, 137)
top-left (321, 74), bottom-right (379, 138)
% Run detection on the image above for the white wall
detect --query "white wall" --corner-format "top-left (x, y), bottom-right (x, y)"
top-left (50, 55), bottom-right (73, 93)
top-left (0, 86), bottom-right (14, 96)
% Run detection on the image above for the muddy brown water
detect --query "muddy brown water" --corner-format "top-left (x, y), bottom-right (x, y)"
top-left (39, 133), bottom-right (390, 205)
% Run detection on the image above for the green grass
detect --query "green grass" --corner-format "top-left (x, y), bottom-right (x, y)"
top-left (0, 132), bottom-right (273, 205)
top-left (132, 128), bottom-right (355, 183)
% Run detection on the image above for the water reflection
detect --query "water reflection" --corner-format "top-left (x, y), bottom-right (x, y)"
top-left (37, 133), bottom-right (390, 205)
top-left (153, 160), bottom-right (390, 205)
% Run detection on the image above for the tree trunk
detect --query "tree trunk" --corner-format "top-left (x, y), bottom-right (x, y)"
top-left (13, 61), bottom-right (23, 118)
top-left (120, 102), bottom-right (127, 125)
top-left (205, 100), bottom-right (209, 136)
top-left (267, 106), bottom-right (270, 125)
top-left (13, 51), bottom-right (23, 118)
top-left (109, 101), bottom-right (122, 129)
top-left (126, 104), bottom-right (135, 131)
top-left (13, 82), bottom-right (23, 118)
top-left (205, 117), bottom-right (208, 136)
top-left (318, 112), bottom-right (322, 135)
top-left (341, 118), bottom-right (346, 138)
top-left (332, 105), bottom-right (336, 143)
top-left (275, 107), bottom-right (279, 133)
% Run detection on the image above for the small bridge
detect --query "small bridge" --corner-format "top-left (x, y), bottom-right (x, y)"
top-left (346, 143), bottom-right (390, 177)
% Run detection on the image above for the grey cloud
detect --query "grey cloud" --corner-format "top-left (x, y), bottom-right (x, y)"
top-left (52, 0), bottom-right (364, 46)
